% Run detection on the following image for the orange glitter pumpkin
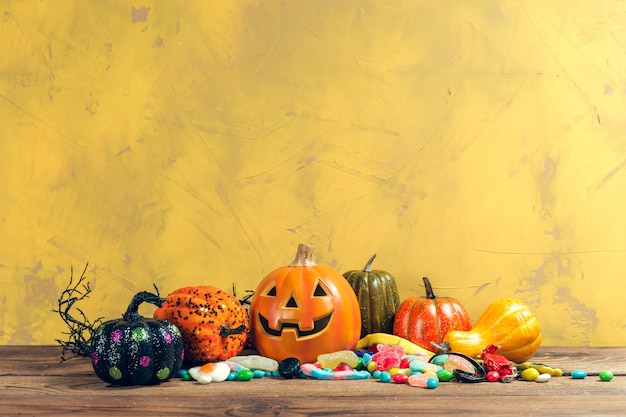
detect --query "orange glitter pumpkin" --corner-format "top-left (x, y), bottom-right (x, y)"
top-left (249, 244), bottom-right (361, 363)
top-left (153, 286), bottom-right (249, 364)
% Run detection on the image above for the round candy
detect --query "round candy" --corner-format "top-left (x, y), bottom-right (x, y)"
top-left (599, 370), bottom-right (614, 382)
top-left (571, 369), bottom-right (587, 379)
top-left (426, 378), bottom-right (439, 389)
top-left (486, 370), bottom-right (500, 382)
top-left (278, 357), bottom-right (301, 379)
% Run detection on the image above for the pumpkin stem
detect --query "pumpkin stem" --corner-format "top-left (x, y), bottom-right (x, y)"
top-left (122, 289), bottom-right (165, 322)
top-left (53, 263), bottom-right (104, 360)
top-left (423, 277), bottom-right (437, 299)
top-left (362, 254), bottom-right (377, 273)
top-left (289, 243), bottom-right (317, 267)
top-left (220, 323), bottom-right (248, 338)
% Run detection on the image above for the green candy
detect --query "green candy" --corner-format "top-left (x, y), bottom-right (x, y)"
top-left (237, 369), bottom-right (254, 381)
top-left (599, 370), bottom-right (614, 382)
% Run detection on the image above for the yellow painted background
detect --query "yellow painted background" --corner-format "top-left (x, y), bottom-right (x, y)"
top-left (1, 0), bottom-right (625, 346)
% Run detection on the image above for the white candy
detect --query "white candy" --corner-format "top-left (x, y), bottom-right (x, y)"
top-left (228, 355), bottom-right (279, 372)
top-left (188, 362), bottom-right (231, 384)
top-left (535, 373), bottom-right (551, 383)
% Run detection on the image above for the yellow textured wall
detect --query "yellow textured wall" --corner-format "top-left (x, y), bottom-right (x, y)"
top-left (1, 0), bottom-right (625, 346)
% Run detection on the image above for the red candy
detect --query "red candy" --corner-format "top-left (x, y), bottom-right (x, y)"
top-left (481, 345), bottom-right (517, 381)
top-left (393, 373), bottom-right (409, 384)
top-left (334, 363), bottom-right (353, 372)
top-left (399, 357), bottom-right (412, 369)
top-left (486, 370), bottom-right (500, 382)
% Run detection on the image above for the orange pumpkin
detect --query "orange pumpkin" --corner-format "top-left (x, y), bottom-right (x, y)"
top-left (393, 277), bottom-right (472, 352)
top-left (154, 286), bottom-right (249, 364)
top-left (249, 244), bottom-right (361, 363)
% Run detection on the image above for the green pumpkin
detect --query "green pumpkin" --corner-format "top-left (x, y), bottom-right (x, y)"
top-left (343, 254), bottom-right (400, 338)
top-left (90, 291), bottom-right (184, 385)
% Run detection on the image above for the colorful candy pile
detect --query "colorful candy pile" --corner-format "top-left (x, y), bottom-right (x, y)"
top-left (177, 344), bottom-right (615, 387)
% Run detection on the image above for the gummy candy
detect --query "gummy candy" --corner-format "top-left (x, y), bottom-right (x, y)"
top-left (228, 355), bottom-right (279, 372)
top-left (188, 362), bottom-right (231, 384)
top-left (371, 344), bottom-right (405, 371)
top-left (408, 372), bottom-right (438, 388)
top-left (300, 363), bottom-right (370, 380)
top-left (318, 350), bottom-right (359, 370)
top-left (443, 355), bottom-right (476, 374)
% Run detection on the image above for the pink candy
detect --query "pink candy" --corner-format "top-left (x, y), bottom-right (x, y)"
top-left (372, 344), bottom-right (406, 371)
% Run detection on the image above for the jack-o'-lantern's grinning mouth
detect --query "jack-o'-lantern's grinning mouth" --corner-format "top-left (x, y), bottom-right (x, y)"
top-left (257, 312), bottom-right (333, 338)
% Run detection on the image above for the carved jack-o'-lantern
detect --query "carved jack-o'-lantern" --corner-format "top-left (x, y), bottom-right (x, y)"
top-left (249, 244), bottom-right (361, 363)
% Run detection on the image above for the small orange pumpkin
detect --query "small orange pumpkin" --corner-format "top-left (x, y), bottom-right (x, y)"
top-left (154, 286), bottom-right (249, 364)
top-left (393, 277), bottom-right (472, 351)
top-left (249, 244), bottom-right (361, 363)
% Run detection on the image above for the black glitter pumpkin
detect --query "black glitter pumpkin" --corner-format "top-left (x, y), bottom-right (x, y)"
top-left (55, 264), bottom-right (184, 386)
top-left (89, 291), bottom-right (185, 385)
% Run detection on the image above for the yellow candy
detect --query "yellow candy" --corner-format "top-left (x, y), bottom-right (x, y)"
top-left (367, 361), bottom-right (377, 373)
top-left (521, 368), bottom-right (540, 381)
top-left (318, 350), bottom-right (359, 369)
top-left (388, 367), bottom-right (401, 375)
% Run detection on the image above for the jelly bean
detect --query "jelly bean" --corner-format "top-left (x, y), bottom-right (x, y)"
top-left (535, 373), bottom-right (551, 383)
top-left (388, 367), bottom-right (401, 376)
top-left (176, 369), bottom-right (189, 378)
top-left (436, 370), bottom-right (454, 382)
top-left (278, 357), bottom-right (301, 379)
top-left (399, 357), bottom-right (412, 369)
top-left (367, 361), bottom-right (377, 373)
top-left (237, 369), bottom-right (254, 381)
top-left (521, 368), bottom-right (540, 381)
top-left (379, 371), bottom-right (392, 383)
top-left (188, 362), bottom-right (231, 384)
top-left (486, 370), bottom-right (500, 382)
top-left (355, 357), bottom-right (364, 371)
top-left (372, 370), bottom-right (382, 378)
top-left (361, 353), bottom-right (372, 367)
top-left (318, 350), bottom-right (359, 370)
top-left (552, 368), bottom-right (563, 377)
top-left (252, 369), bottom-right (265, 378)
top-left (393, 373), bottom-right (409, 384)
top-left (571, 369), bottom-right (587, 379)
top-left (227, 372), bottom-right (238, 381)
top-left (599, 370), bottom-right (614, 381)
top-left (228, 355), bottom-right (279, 372)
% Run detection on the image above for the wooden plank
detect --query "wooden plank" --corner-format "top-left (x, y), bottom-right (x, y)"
top-left (1, 346), bottom-right (625, 416)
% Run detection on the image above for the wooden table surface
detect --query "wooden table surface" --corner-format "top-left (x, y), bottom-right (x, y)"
top-left (1, 345), bottom-right (625, 416)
